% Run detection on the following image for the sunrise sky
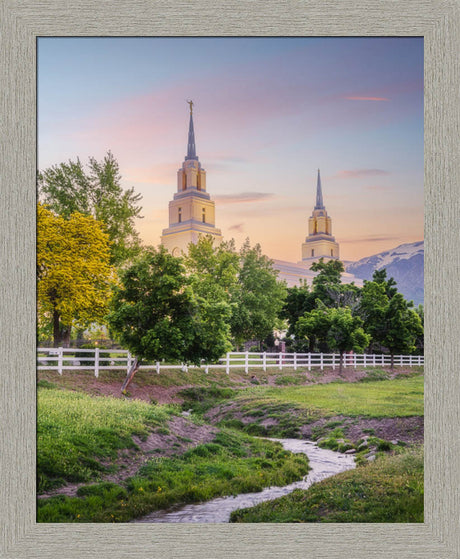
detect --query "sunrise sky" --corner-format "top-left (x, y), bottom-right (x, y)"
top-left (38, 37), bottom-right (423, 262)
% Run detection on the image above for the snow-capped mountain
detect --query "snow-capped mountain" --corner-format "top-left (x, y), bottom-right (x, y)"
top-left (346, 241), bottom-right (424, 306)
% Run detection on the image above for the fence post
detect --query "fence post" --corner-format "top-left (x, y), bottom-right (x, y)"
top-left (308, 353), bottom-right (311, 371)
top-left (332, 353), bottom-right (335, 370)
top-left (156, 361), bottom-right (160, 375)
top-left (320, 353), bottom-right (323, 371)
top-left (293, 352), bottom-right (297, 371)
top-left (226, 352), bottom-right (230, 375)
top-left (205, 365), bottom-right (209, 374)
top-left (373, 354), bottom-right (376, 367)
top-left (382, 354), bottom-right (384, 366)
top-left (94, 347), bottom-right (100, 378)
top-left (409, 354), bottom-right (412, 367)
top-left (58, 347), bottom-right (63, 375)
top-left (245, 351), bottom-right (249, 374)
top-left (263, 352), bottom-right (267, 372)
top-left (418, 355), bottom-right (421, 366)
top-left (363, 353), bottom-right (367, 368)
top-left (400, 354), bottom-right (403, 367)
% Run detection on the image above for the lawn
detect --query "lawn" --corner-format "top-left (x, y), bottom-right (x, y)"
top-left (235, 376), bottom-right (424, 418)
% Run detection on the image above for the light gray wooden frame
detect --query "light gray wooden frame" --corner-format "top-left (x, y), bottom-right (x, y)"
top-left (1, 1), bottom-right (459, 557)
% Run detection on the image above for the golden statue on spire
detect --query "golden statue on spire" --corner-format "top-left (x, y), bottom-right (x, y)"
top-left (187, 99), bottom-right (194, 114)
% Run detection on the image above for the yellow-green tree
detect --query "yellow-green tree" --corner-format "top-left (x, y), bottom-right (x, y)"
top-left (37, 203), bottom-right (115, 346)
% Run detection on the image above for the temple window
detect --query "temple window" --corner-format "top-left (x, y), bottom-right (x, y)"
top-left (178, 207), bottom-right (182, 223)
top-left (202, 208), bottom-right (206, 223)
top-left (311, 249), bottom-right (315, 257)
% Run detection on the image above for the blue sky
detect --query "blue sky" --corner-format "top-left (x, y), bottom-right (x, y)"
top-left (38, 37), bottom-right (423, 261)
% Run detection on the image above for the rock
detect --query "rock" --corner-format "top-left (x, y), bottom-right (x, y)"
top-left (367, 455), bottom-right (376, 462)
top-left (358, 442), bottom-right (369, 451)
top-left (391, 440), bottom-right (399, 445)
top-left (364, 451), bottom-right (376, 459)
top-left (344, 449), bottom-right (356, 454)
top-left (336, 439), bottom-right (345, 444)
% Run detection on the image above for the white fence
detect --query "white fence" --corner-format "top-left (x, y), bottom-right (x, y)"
top-left (37, 348), bottom-right (424, 378)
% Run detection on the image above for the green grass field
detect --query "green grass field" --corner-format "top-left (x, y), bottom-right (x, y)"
top-left (235, 376), bottom-right (424, 418)
top-left (230, 445), bottom-right (424, 523)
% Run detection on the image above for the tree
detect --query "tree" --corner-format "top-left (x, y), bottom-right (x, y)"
top-left (310, 258), bottom-right (360, 309)
top-left (108, 247), bottom-right (232, 392)
top-left (356, 280), bottom-right (389, 352)
top-left (38, 151), bottom-right (142, 266)
top-left (229, 240), bottom-right (287, 349)
top-left (381, 294), bottom-right (423, 368)
top-left (372, 268), bottom-right (398, 299)
top-left (37, 204), bottom-right (115, 346)
top-left (296, 304), bottom-right (370, 373)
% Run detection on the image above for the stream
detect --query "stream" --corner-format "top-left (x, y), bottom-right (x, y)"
top-left (134, 438), bottom-right (356, 523)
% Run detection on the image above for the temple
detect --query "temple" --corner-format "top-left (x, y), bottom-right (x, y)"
top-left (301, 169), bottom-right (340, 263)
top-left (160, 101), bottom-right (223, 256)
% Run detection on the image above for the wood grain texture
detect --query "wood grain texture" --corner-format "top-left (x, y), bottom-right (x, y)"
top-left (1, 1), bottom-right (459, 557)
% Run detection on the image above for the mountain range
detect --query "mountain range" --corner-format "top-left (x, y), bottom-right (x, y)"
top-left (346, 241), bottom-right (424, 306)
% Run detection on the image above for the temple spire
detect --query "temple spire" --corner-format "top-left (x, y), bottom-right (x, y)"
top-left (314, 168), bottom-right (324, 210)
top-left (185, 100), bottom-right (198, 161)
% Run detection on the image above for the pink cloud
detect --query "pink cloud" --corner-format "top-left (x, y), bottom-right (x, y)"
top-left (335, 169), bottom-right (390, 179)
top-left (345, 96), bottom-right (389, 101)
top-left (213, 192), bottom-right (275, 205)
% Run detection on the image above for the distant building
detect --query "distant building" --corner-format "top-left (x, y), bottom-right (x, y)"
top-left (161, 102), bottom-right (223, 256)
top-left (161, 103), bottom-right (361, 288)
top-left (301, 169), bottom-right (340, 264)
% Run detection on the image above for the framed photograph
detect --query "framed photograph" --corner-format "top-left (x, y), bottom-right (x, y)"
top-left (1, 1), bottom-right (459, 557)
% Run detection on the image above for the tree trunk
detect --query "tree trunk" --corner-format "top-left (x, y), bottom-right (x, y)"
top-left (52, 308), bottom-right (71, 347)
top-left (121, 358), bottom-right (139, 394)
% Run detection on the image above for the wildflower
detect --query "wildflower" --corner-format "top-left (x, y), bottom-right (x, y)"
top-left (138, 487), bottom-right (143, 492)
top-left (157, 486), bottom-right (162, 492)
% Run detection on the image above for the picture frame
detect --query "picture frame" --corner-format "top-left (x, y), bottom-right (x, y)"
top-left (1, 1), bottom-right (459, 557)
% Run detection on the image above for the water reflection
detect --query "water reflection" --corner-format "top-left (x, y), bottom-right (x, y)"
top-left (134, 439), bottom-right (355, 523)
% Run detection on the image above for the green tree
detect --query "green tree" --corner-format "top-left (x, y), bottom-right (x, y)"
top-left (356, 280), bottom-right (389, 352)
top-left (310, 258), bottom-right (360, 309)
top-left (230, 240), bottom-right (287, 349)
top-left (372, 268), bottom-right (398, 299)
top-left (38, 151), bottom-right (142, 266)
top-left (297, 305), bottom-right (370, 373)
top-left (382, 294), bottom-right (423, 368)
top-left (108, 247), bottom-right (232, 392)
top-left (37, 204), bottom-right (115, 346)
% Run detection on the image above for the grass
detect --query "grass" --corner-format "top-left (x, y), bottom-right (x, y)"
top-left (37, 428), bottom-right (310, 523)
top-left (230, 445), bottom-right (423, 523)
top-left (37, 388), bottom-right (176, 492)
top-left (234, 376), bottom-right (424, 418)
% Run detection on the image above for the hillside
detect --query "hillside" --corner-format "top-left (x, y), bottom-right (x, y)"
top-left (346, 241), bottom-right (424, 306)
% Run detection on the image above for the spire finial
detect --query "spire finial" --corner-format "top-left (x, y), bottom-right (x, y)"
top-left (185, 100), bottom-right (198, 161)
top-left (315, 169), bottom-right (325, 210)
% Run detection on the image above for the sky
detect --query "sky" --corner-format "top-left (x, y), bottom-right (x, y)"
top-left (37, 37), bottom-right (423, 262)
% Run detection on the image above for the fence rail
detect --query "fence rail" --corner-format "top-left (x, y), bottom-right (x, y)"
top-left (37, 348), bottom-right (424, 377)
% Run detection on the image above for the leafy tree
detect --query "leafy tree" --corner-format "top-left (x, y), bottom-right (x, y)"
top-left (230, 240), bottom-right (287, 349)
top-left (38, 151), bottom-right (142, 266)
top-left (381, 294), bottom-right (423, 368)
top-left (108, 247), bottom-right (232, 392)
top-left (37, 204), bottom-right (115, 346)
top-left (356, 280), bottom-right (389, 352)
top-left (372, 268), bottom-right (398, 299)
top-left (310, 258), bottom-right (360, 309)
top-left (280, 282), bottom-right (316, 336)
top-left (296, 305), bottom-right (370, 373)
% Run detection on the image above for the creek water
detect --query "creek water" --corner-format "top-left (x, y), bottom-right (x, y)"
top-left (134, 438), bottom-right (356, 523)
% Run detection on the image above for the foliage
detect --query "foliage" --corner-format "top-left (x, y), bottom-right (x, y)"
top-left (38, 152), bottom-right (142, 266)
top-left (108, 246), bottom-right (232, 365)
top-left (230, 240), bottom-right (287, 348)
top-left (230, 446), bottom-right (424, 523)
top-left (296, 305), bottom-right (370, 371)
top-left (37, 203), bottom-right (116, 346)
top-left (372, 268), bottom-right (398, 299)
top-left (382, 294), bottom-right (423, 366)
top-left (37, 387), bottom-right (175, 492)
